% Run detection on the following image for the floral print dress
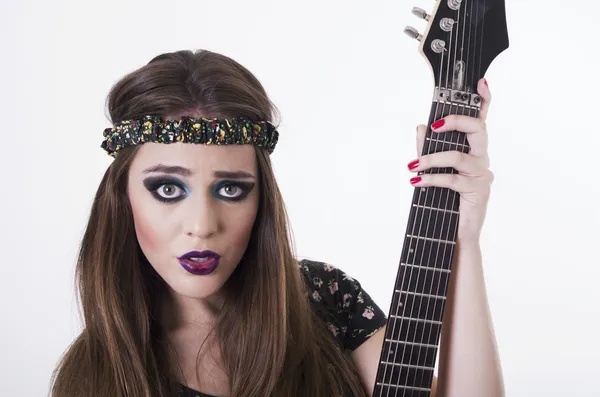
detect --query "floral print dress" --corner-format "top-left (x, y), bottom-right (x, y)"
top-left (180, 259), bottom-right (388, 397)
top-left (298, 258), bottom-right (388, 352)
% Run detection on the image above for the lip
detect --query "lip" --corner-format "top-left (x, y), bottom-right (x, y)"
top-left (177, 250), bottom-right (221, 275)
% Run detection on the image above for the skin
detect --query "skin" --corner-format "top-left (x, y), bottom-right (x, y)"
top-left (350, 78), bottom-right (504, 397)
top-left (126, 113), bottom-right (260, 393)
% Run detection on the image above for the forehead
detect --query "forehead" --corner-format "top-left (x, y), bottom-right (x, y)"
top-left (129, 142), bottom-right (258, 175)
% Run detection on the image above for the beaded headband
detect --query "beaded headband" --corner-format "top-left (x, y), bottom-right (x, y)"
top-left (101, 115), bottom-right (279, 157)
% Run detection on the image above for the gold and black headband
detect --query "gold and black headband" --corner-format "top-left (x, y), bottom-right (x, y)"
top-left (101, 115), bottom-right (279, 157)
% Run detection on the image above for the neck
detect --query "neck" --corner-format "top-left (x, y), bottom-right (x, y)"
top-left (159, 288), bottom-right (224, 334)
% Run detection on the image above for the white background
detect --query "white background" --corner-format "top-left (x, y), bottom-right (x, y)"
top-left (1, 0), bottom-right (599, 396)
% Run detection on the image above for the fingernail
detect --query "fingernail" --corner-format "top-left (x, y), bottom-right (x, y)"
top-left (408, 159), bottom-right (419, 170)
top-left (484, 78), bottom-right (488, 87)
top-left (431, 119), bottom-right (445, 130)
top-left (410, 176), bottom-right (422, 184)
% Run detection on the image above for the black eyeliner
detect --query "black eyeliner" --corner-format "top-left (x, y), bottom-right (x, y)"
top-left (142, 176), bottom-right (189, 203)
top-left (212, 180), bottom-right (255, 201)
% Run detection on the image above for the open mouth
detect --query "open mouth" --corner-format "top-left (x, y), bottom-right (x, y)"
top-left (177, 250), bottom-right (221, 275)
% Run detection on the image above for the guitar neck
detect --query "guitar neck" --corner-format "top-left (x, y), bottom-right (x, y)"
top-left (372, 97), bottom-right (479, 397)
top-left (372, 0), bottom-right (508, 394)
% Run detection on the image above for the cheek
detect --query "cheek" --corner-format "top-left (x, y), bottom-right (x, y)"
top-left (133, 212), bottom-right (159, 250)
top-left (227, 198), bottom-right (259, 247)
top-left (129, 192), bottom-right (166, 254)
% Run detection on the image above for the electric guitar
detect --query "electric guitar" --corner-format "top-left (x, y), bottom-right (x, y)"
top-left (371, 1), bottom-right (509, 396)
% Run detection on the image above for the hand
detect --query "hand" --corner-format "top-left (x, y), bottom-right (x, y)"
top-left (407, 78), bottom-right (493, 245)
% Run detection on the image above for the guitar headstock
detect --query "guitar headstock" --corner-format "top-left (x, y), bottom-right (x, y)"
top-left (405, 0), bottom-right (509, 93)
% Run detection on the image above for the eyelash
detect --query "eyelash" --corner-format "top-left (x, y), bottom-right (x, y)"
top-left (142, 177), bottom-right (254, 204)
top-left (212, 180), bottom-right (255, 202)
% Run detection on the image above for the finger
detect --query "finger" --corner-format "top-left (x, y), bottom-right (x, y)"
top-left (430, 114), bottom-right (488, 158)
top-left (408, 151), bottom-right (488, 176)
top-left (416, 124), bottom-right (426, 155)
top-left (430, 114), bottom-right (485, 135)
top-left (410, 171), bottom-right (494, 193)
top-left (477, 78), bottom-right (492, 121)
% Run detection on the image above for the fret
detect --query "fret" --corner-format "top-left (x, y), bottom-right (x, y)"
top-left (379, 361), bottom-right (434, 371)
top-left (405, 235), bottom-right (455, 245)
top-left (432, 99), bottom-right (480, 111)
top-left (400, 237), bottom-right (455, 269)
top-left (412, 204), bottom-right (459, 215)
top-left (385, 339), bottom-right (437, 349)
top-left (413, 186), bottom-right (461, 212)
top-left (401, 263), bottom-right (451, 274)
top-left (376, 360), bottom-right (435, 390)
top-left (375, 383), bottom-right (431, 397)
top-left (425, 136), bottom-right (469, 149)
top-left (385, 316), bottom-right (442, 346)
top-left (406, 206), bottom-right (459, 241)
top-left (430, 102), bottom-right (479, 121)
top-left (392, 290), bottom-right (447, 322)
top-left (390, 315), bottom-right (441, 326)
top-left (423, 137), bottom-right (471, 155)
top-left (395, 289), bottom-right (447, 300)
top-left (396, 263), bottom-right (451, 296)
top-left (381, 339), bottom-right (438, 368)
top-left (427, 130), bottom-right (466, 147)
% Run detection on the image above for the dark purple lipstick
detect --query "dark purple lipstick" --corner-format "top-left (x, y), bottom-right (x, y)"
top-left (177, 250), bottom-right (221, 275)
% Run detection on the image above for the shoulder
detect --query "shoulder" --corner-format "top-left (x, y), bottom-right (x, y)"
top-left (298, 258), bottom-right (360, 294)
top-left (297, 258), bottom-right (388, 351)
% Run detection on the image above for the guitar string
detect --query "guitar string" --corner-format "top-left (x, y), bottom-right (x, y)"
top-left (382, 13), bottom-right (449, 394)
top-left (408, 2), bottom-right (465, 393)
top-left (409, 1), bottom-right (469, 394)
top-left (419, 1), bottom-right (486, 395)
top-left (431, 0), bottom-right (488, 389)
top-left (413, 0), bottom-right (472, 394)
top-left (402, 0), bottom-right (489, 393)
top-left (392, 4), bottom-right (459, 396)
top-left (379, 0), bottom-right (485, 394)
top-left (372, 0), bottom-right (491, 395)
top-left (432, 0), bottom-right (488, 358)
top-left (375, 37), bottom-right (446, 397)
top-left (384, 39), bottom-right (447, 397)
top-left (408, 4), bottom-right (462, 394)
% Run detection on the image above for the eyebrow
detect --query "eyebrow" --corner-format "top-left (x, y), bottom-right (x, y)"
top-left (142, 164), bottom-right (256, 179)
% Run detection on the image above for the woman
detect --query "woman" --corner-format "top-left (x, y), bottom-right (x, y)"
top-left (50, 49), bottom-right (503, 397)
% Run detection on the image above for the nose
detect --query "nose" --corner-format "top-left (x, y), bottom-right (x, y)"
top-left (182, 195), bottom-right (220, 239)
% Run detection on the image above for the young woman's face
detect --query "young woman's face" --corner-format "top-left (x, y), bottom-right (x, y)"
top-left (127, 135), bottom-right (260, 301)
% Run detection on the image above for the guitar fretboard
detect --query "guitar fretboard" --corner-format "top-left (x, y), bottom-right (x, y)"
top-left (372, 100), bottom-right (479, 396)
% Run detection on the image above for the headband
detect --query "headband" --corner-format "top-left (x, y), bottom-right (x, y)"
top-left (101, 115), bottom-right (279, 157)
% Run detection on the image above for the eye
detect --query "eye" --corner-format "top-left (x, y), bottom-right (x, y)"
top-left (156, 183), bottom-right (185, 200)
top-left (218, 184), bottom-right (243, 198)
top-left (143, 177), bottom-right (188, 203)
top-left (213, 181), bottom-right (255, 201)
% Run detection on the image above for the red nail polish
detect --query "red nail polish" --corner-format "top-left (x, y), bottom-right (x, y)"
top-left (484, 78), bottom-right (488, 86)
top-left (408, 159), bottom-right (419, 170)
top-left (410, 176), bottom-right (422, 184)
top-left (431, 119), bottom-right (445, 130)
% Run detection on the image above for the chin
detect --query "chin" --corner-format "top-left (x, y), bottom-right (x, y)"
top-left (166, 268), bottom-right (228, 299)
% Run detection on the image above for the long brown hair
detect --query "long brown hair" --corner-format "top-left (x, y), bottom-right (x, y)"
top-left (50, 49), bottom-right (368, 397)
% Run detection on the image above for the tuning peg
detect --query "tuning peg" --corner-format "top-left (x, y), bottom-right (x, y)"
top-left (431, 39), bottom-right (446, 53)
top-left (440, 17), bottom-right (455, 32)
top-left (411, 7), bottom-right (430, 21)
top-left (404, 26), bottom-right (423, 42)
top-left (448, 0), bottom-right (462, 10)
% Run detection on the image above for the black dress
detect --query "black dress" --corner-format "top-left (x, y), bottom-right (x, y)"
top-left (178, 259), bottom-right (388, 397)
